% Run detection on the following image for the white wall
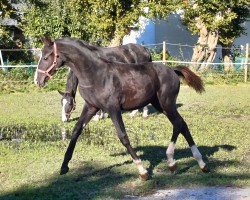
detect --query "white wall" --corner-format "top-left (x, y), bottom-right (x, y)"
top-left (123, 17), bottom-right (155, 45)
top-left (124, 13), bottom-right (250, 62)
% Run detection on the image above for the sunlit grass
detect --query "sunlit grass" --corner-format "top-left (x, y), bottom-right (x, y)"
top-left (0, 84), bottom-right (249, 199)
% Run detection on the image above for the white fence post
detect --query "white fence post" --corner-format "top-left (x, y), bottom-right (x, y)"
top-left (244, 43), bottom-right (249, 83)
top-left (163, 41), bottom-right (166, 63)
top-left (0, 50), bottom-right (8, 72)
top-left (0, 50), bottom-right (4, 71)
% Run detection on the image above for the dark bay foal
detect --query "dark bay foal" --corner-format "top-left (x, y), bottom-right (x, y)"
top-left (34, 37), bottom-right (207, 180)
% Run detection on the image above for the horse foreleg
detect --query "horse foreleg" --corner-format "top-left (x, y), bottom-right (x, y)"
top-left (129, 109), bottom-right (138, 117)
top-left (60, 104), bottom-right (98, 175)
top-left (109, 109), bottom-right (148, 180)
top-left (142, 106), bottom-right (149, 118)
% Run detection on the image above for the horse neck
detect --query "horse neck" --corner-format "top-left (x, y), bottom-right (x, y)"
top-left (58, 40), bottom-right (104, 84)
top-left (66, 69), bottom-right (78, 98)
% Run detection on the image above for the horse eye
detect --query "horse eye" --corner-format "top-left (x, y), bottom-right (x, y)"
top-left (44, 57), bottom-right (47, 60)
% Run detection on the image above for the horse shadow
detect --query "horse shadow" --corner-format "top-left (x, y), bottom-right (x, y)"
top-left (111, 144), bottom-right (236, 177)
top-left (0, 144), bottom-right (239, 200)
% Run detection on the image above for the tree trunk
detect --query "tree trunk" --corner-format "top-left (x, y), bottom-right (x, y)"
top-left (109, 28), bottom-right (123, 47)
top-left (204, 30), bottom-right (218, 70)
top-left (190, 22), bottom-right (208, 71)
top-left (221, 43), bottom-right (233, 72)
top-left (190, 17), bottom-right (218, 71)
top-left (191, 26), bottom-right (218, 71)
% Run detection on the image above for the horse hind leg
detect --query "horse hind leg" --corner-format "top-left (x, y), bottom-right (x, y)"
top-left (92, 109), bottom-right (105, 121)
top-left (160, 100), bottom-right (207, 172)
top-left (167, 117), bottom-right (207, 172)
top-left (129, 106), bottom-right (148, 118)
top-left (176, 115), bottom-right (207, 171)
top-left (151, 100), bottom-right (177, 171)
top-left (129, 109), bottom-right (138, 117)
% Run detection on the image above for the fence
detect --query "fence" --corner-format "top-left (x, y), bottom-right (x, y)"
top-left (143, 41), bottom-right (249, 82)
top-left (0, 42), bottom-right (249, 82)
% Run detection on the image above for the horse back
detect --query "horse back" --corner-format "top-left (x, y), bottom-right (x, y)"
top-left (101, 43), bottom-right (151, 64)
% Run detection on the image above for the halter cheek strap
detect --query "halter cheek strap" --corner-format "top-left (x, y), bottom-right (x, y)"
top-left (37, 42), bottom-right (58, 79)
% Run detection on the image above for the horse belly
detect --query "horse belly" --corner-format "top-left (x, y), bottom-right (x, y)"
top-left (121, 84), bottom-right (154, 110)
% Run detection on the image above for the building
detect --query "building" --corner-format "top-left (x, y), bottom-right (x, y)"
top-left (123, 13), bottom-right (250, 62)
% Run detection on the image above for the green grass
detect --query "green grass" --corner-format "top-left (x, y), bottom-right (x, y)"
top-left (0, 84), bottom-right (250, 199)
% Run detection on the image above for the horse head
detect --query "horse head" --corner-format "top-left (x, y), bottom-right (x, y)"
top-left (34, 37), bottom-right (64, 87)
top-left (58, 90), bottom-right (76, 122)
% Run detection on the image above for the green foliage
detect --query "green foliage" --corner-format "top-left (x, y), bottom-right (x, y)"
top-left (144, 0), bottom-right (180, 19)
top-left (21, 0), bottom-right (180, 46)
top-left (0, 1), bottom-right (24, 48)
top-left (21, 0), bottom-right (139, 46)
top-left (182, 1), bottom-right (250, 45)
top-left (0, 0), bottom-right (21, 20)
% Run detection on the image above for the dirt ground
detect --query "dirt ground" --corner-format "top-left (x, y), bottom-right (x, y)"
top-left (123, 186), bottom-right (250, 200)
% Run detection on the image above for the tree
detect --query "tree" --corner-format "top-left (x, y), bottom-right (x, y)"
top-left (22, 0), bottom-right (144, 46)
top-left (22, 0), bottom-right (179, 47)
top-left (0, 0), bottom-right (21, 48)
top-left (0, 0), bottom-right (32, 65)
top-left (182, 1), bottom-right (250, 71)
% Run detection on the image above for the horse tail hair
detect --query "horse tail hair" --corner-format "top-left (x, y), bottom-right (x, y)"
top-left (173, 66), bottom-right (205, 93)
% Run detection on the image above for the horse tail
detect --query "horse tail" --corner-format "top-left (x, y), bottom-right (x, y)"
top-left (173, 66), bottom-right (205, 93)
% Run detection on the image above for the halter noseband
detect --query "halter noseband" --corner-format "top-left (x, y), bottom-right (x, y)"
top-left (37, 42), bottom-right (58, 79)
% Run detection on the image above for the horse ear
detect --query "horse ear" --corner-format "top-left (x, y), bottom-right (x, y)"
top-left (41, 35), bottom-right (53, 46)
top-left (57, 90), bottom-right (65, 96)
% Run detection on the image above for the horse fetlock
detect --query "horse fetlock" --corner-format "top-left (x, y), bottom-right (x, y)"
top-left (191, 145), bottom-right (206, 169)
top-left (201, 164), bottom-right (209, 173)
top-left (167, 158), bottom-right (177, 172)
top-left (167, 158), bottom-right (176, 167)
top-left (134, 159), bottom-right (148, 179)
top-left (93, 115), bottom-right (100, 121)
top-left (129, 110), bottom-right (138, 118)
top-left (166, 141), bottom-right (175, 162)
top-left (140, 172), bottom-right (149, 181)
top-left (60, 166), bottom-right (69, 175)
top-left (142, 112), bottom-right (148, 118)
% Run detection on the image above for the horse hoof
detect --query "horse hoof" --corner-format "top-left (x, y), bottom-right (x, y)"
top-left (201, 164), bottom-right (209, 173)
top-left (140, 172), bottom-right (149, 181)
top-left (168, 164), bottom-right (177, 172)
top-left (60, 166), bottom-right (69, 175)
